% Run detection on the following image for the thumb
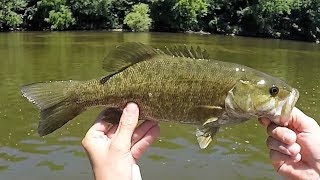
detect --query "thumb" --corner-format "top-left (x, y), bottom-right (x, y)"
top-left (114, 102), bottom-right (139, 144)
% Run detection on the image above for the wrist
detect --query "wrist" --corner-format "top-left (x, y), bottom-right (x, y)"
top-left (132, 164), bottom-right (142, 180)
top-left (93, 163), bottom-right (131, 180)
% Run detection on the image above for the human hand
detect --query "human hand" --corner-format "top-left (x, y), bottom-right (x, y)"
top-left (82, 103), bottom-right (160, 180)
top-left (260, 107), bottom-right (320, 180)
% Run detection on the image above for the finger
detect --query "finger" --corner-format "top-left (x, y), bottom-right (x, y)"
top-left (113, 102), bottom-right (139, 144)
top-left (289, 107), bottom-right (320, 133)
top-left (266, 136), bottom-right (301, 156)
top-left (269, 150), bottom-right (301, 171)
top-left (132, 120), bottom-right (159, 145)
top-left (267, 123), bottom-right (296, 145)
top-left (82, 120), bottom-right (112, 148)
top-left (270, 149), bottom-right (288, 171)
top-left (131, 125), bottom-right (160, 160)
top-left (278, 160), bottom-right (318, 180)
top-left (259, 117), bottom-right (271, 128)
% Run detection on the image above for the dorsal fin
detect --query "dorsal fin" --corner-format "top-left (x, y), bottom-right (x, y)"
top-left (102, 42), bottom-right (160, 74)
top-left (101, 42), bottom-right (210, 83)
top-left (162, 45), bottom-right (209, 59)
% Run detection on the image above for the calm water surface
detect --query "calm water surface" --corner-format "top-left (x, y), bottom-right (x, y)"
top-left (1, 32), bottom-right (320, 180)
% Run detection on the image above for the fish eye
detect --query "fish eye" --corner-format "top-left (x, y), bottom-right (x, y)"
top-left (269, 86), bottom-right (279, 96)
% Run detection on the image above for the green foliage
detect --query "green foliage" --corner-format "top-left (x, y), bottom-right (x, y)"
top-left (45, 5), bottom-right (75, 30)
top-left (205, 0), bottom-right (249, 34)
top-left (0, 0), bottom-right (27, 30)
top-left (109, 0), bottom-right (134, 28)
top-left (290, 0), bottom-right (320, 41)
top-left (151, 0), bottom-right (208, 31)
top-left (124, 3), bottom-right (152, 31)
top-left (243, 0), bottom-right (299, 37)
top-left (26, 0), bottom-right (75, 30)
top-left (70, 0), bottom-right (113, 29)
top-left (240, 0), bottom-right (320, 40)
top-left (172, 0), bottom-right (208, 30)
top-left (203, 0), bottom-right (320, 41)
top-left (149, 0), bottom-right (175, 31)
top-left (0, 0), bottom-right (319, 42)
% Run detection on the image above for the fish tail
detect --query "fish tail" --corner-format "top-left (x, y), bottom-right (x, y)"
top-left (21, 81), bottom-right (84, 136)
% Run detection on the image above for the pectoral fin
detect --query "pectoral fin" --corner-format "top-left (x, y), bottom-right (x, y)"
top-left (196, 126), bottom-right (220, 149)
top-left (203, 117), bottom-right (218, 126)
top-left (188, 105), bottom-right (223, 149)
top-left (188, 105), bottom-right (223, 124)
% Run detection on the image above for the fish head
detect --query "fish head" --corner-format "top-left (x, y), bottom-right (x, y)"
top-left (225, 74), bottom-right (299, 124)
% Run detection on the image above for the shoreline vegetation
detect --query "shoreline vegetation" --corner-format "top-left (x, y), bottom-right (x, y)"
top-left (1, 0), bottom-right (319, 43)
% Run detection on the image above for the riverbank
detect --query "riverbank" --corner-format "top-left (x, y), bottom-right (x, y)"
top-left (1, 0), bottom-right (319, 43)
top-left (3, 28), bottom-right (319, 44)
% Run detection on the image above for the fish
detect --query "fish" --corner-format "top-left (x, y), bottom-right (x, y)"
top-left (21, 42), bottom-right (299, 149)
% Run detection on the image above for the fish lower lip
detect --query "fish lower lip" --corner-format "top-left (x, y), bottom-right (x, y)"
top-left (281, 88), bottom-right (299, 118)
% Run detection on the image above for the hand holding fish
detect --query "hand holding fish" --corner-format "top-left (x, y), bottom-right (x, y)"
top-left (260, 107), bottom-right (320, 180)
top-left (82, 103), bottom-right (160, 180)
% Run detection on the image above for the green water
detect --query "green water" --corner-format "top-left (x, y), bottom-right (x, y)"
top-left (1, 32), bottom-right (320, 180)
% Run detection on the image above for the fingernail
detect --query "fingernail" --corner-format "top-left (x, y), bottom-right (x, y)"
top-left (121, 103), bottom-right (138, 125)
top-left (288, 143), bottom-right (300, 156)
top-left (125, 103), bottom-right (138, 114)
top-left (292, 153), bottom-right (301, 163)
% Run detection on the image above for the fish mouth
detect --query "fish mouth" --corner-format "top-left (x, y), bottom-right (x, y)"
top-left (272, 88), bottom-right (299, 125)
top-left (281, 88), bottom-right (299, 118)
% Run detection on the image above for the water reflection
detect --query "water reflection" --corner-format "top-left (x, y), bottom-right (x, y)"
top-left (0, 32), bottom-right (319, 179)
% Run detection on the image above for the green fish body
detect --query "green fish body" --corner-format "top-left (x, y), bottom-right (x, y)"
top-left (21, 43), bottom-right (299, 149)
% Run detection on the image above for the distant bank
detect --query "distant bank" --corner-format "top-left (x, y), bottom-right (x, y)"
top-left (1, 0), bottom-right (319, 43)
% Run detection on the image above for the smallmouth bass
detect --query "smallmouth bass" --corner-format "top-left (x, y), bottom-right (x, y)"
top-left (21, 42), bottom-right (299, 149)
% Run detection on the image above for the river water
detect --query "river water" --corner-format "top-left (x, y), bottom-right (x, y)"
top-left (0, 32), bottom-right (319, 180)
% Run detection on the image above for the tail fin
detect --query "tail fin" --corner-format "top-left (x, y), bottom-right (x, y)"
top-left (21, 81), bottom-right (84, 136)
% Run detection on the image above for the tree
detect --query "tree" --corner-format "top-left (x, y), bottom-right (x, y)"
top-left (124, 3), bottom-right (152, 31)
top-left (205, 0), bottom-right (246, 34)
top-left (172, 0), bottom-right (208, 30)
top-left (26, 0), bottom-right (75, 30)
top-left (0, 0), bottom-right (318, 42)
top-left (150, 0), bottom-right (208, 31)
top-left (69, 0), bottom-right (113, 29)
top-left (109, 0), bottom-right (134, 29)
top-left (289, 0), bottom-right (320, 41)
top-left (45, 5), bottom-right (75, 30)
top-left (245, 0), bottom-right (297, 37)
top-left (0, 0), bottom-right (27, 30)
top-left (149, 0), bottom-right (176, 31)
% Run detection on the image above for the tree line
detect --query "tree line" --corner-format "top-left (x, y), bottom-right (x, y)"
top-left (1, 0), bottom-right (319, 42)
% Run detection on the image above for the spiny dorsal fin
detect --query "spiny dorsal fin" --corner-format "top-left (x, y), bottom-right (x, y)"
top-left (102, 42), bottom-right (160, 74)
top-left (162, 45), bottom-right (209, 59)
top-left (101, 42), bottom-right (210, 82)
